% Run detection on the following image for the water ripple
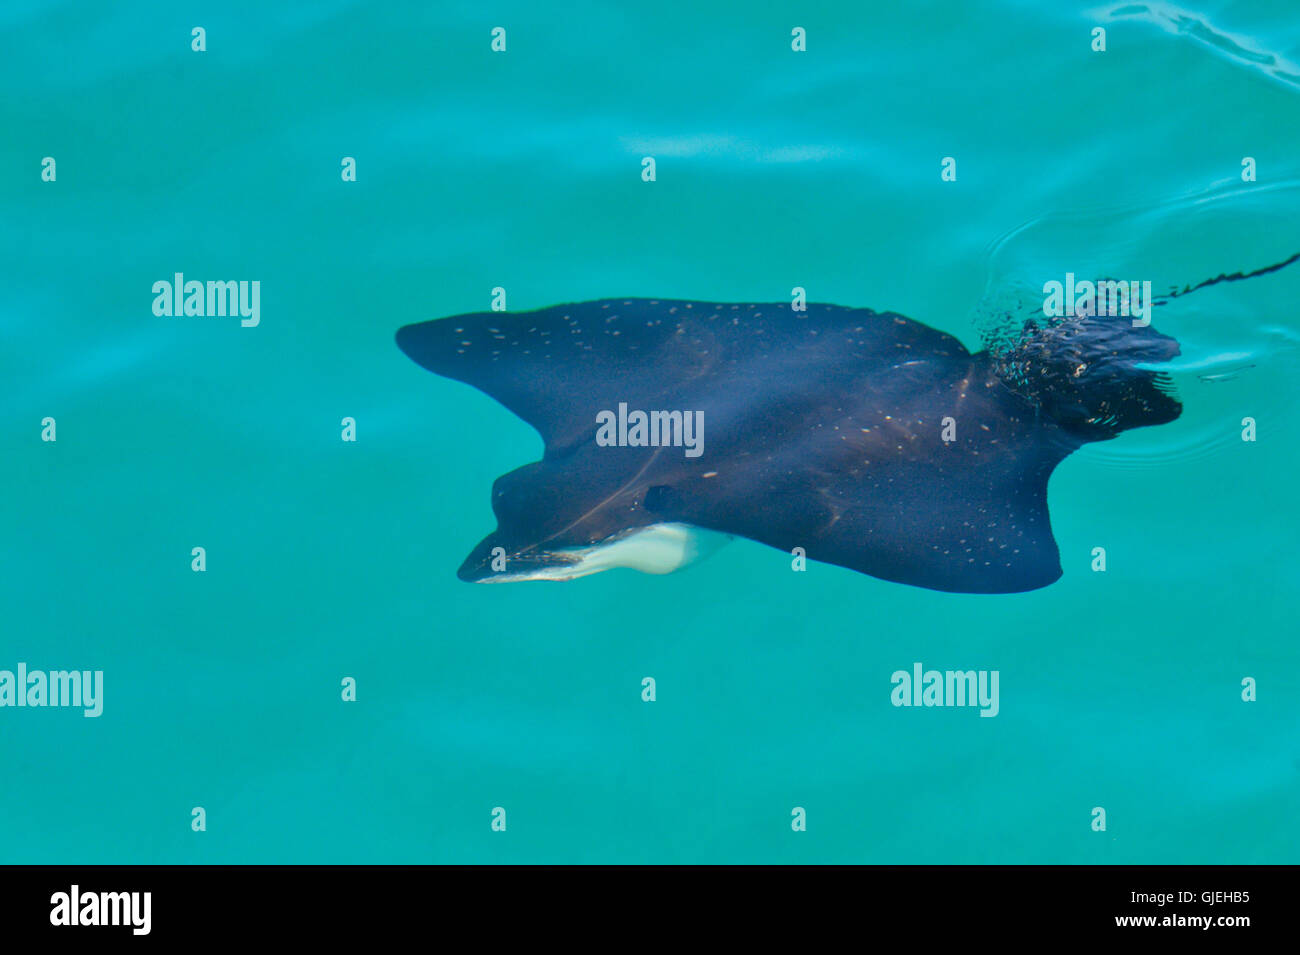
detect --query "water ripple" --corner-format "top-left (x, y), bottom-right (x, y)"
top-left (972, 180), bottom-right (1300, 471)
top-left (1094, 2), bottom-right (1300, 90)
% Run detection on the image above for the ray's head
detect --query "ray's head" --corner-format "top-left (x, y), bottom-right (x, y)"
top-left (991, 312), bottom-right (1183, 440)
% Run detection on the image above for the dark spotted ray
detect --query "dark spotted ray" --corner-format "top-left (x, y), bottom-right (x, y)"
top-left (396, 297), bottom-right (1184, 593)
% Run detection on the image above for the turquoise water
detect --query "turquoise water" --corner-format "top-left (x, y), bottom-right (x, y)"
top-left (3, 0), bottom-right (1298, 863)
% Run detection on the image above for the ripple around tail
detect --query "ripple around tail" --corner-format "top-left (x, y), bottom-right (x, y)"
top-left (1093, 2), bottom-right (1300, 90)
top-left (971, 181), bottom-right (1300, 471)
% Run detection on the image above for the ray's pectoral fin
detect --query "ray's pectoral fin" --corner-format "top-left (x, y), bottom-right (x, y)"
top-left (693, 457), bottom-right (1066, 595)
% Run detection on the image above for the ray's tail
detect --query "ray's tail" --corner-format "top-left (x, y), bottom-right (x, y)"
top-left (1155, 250), bottom-right (1300, 304)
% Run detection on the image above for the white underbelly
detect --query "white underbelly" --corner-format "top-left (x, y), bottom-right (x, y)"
top-left (482, 523), bottom-right (733, 582)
